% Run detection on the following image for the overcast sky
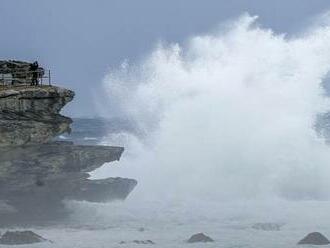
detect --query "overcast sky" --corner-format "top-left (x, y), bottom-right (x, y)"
top-left (1, 0), bottom-right (330, 116)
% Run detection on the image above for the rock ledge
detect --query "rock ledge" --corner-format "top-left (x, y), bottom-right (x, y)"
top-left (0, 86), bottom-right (74, 147)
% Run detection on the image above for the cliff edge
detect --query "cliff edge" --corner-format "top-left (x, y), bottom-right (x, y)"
top-left (0, 86), bottom-right (74, 147)
top-left (0, 85), bottom-right (137, 225)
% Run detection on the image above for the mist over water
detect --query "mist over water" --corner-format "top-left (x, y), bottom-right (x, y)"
top-left (10, 13), bottom-right (330, 248)
top-left (95, 13), bottom-right (330, 202)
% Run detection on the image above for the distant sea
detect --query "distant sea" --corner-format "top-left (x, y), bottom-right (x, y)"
top-left (57, 118), bottom-right (136, 145)
top-left (0, 118), bottom-right (327, 248)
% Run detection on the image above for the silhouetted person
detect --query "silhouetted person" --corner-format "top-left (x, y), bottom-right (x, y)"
top-left (30, 61), bottom-right (39, 86)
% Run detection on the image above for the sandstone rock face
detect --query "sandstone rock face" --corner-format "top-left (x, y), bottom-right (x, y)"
top-left (0, 142), bottom-right (124, 177)
top-left (0, 85), bottom-right (137, 225)
top-left (187, 233), bottom-right (214, 243)
top-left (0, 86), bottom-right (74, 147)
top-left (0, 231), bottom-right (46, 245)
top-left (0, 86), bottom-right (73, 112)
top-left (0, 142), bottom-right (137, 225)
top-left (298, 232), bottom-right (330, 245)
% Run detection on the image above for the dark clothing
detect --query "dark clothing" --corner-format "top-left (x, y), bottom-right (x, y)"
top-left (30, 61), bottom-right (39, 86)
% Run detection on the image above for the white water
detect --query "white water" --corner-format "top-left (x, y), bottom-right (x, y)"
top-left (55, 13), bottom-right (330, 247)
top-left (10, 13), bottom-right (330, 248)
top-left (96, 13), bottom-right (330, 202)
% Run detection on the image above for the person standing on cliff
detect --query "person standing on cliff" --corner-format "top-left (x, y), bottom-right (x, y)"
top-left (30, 61), bottom-right (39, 86)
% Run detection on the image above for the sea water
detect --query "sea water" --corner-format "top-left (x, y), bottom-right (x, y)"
top-left (3, 13), bottom-right (330, 247)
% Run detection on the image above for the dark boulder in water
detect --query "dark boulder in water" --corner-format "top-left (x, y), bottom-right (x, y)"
top-left (0, 231), bottom-right (47, 245)
top-left (120, 240), bottom-right (155, 245)
top-left (298, 232), bottom-right (330, 245)
top-left (187, 233), bottom-right (214, 243)
top-left (133, 240), bottom-right (155, 244)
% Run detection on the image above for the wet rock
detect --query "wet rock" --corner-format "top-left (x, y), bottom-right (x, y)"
top-left (0, 231), bottom-right (46, 245)
top-left (187, 233), bottom-right (214, 243)
top-left (251, 222), bottom-right (283, 231)
top-left (133, 240), bottom-right (155, 244)
top-left (120, 240), bottom-right (154, 245)
top-left (298, 232), bottom-right (330, 245)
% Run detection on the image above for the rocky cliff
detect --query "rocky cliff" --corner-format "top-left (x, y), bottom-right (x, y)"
top-left (0, 86), bottom-right (74, 147)
top-left (0, 86), bottom-right (137, 225)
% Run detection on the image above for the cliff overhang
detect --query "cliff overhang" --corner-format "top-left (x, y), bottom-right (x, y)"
top-left (0, 85), bottom-right (137, 225)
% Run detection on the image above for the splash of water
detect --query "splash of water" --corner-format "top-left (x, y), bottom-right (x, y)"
top-left (95, 14), bottom-right (330, 201)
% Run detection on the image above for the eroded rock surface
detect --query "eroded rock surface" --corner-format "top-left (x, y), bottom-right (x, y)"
top-left (0, 143), bottom-right (137, 224)
top-left (0, 85), bottom-right (137, 225)
top-left (0, 86), bottom-right (74, 147)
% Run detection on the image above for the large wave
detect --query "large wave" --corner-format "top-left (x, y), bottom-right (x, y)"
top-left (95, 14), bottom-right (330, 201)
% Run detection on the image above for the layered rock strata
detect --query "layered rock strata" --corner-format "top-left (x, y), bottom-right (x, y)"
top-left (0, 86), bottom-right (74, 147)
top-left (0, 86), bottom-right (137, 225)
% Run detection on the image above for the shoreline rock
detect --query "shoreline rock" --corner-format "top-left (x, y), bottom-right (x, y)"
top-left (298, 232), bottom-right (330, 245)
top-left (187, 233), bottom-right (214, 243)
top-left (0, 231), bottom-right (47, 245)
top-left (0, 85), bottom-right (137, 225)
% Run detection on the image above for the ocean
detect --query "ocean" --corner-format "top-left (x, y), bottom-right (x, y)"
top-left (0, 117), bottom-right (328, 248)
top-left (3, 13), bottom-right (330, 247)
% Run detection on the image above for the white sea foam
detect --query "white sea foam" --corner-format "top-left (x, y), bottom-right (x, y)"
top-left (65, 11), bottom-right (330, 248)
top-left (96, 13), bottom-right (330, 202)
top-left (13, 12), bottom-right (330, 248)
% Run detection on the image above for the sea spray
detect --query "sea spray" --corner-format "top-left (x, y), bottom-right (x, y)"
top-left (94, 13), bottom-right (330, 201)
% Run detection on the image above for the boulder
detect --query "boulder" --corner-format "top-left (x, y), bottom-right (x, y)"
top-left (120, 240), bottom-right (155, 245)
top-left (133, 240), bottom-right (155, 244)
top-left (187, 233), bottom-right (214, 243)
top-left (298, 232), bottom-right (330, 245)
top-left (0, 231), bottom-right (46, 245)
